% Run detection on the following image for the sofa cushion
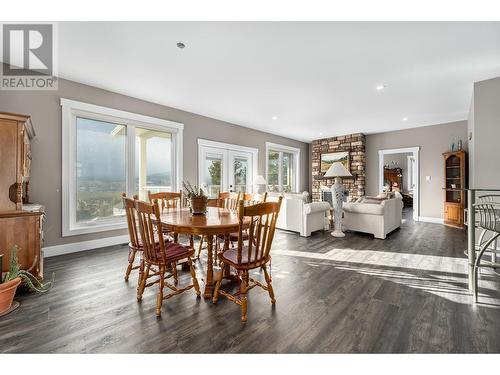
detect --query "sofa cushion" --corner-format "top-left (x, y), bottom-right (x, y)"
top-left (304, 201), bottom-right (331, 214)
top-left (343, 202), bottom-right (385, 215)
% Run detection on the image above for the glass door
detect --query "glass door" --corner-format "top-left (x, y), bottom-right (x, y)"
top-left (228, 151), bottom-right (253, 194)
top-left (199, 146), bottom-right (227, 198)
top-left (198, 142), bottom-right (255, 197)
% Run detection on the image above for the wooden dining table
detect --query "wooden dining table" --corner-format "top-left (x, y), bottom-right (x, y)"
top-left (158, 206), bottom-right (251, 299)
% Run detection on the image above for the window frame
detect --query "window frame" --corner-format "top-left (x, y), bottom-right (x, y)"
top-left (265, 142), bottom-right (301, 192)
top-left (61, 98), bottom-right (183, 236)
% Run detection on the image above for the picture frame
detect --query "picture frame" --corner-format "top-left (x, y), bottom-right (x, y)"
top-left (321, 151), bottom-right (350, 174)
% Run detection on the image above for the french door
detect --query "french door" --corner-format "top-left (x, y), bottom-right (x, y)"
top-left (198, 140), bottom-right (256, 198)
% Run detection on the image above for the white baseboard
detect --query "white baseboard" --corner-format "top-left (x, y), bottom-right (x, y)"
top-left (418, 216), bottom-right (444, 224)
top-left (43, 235), bottom-right (129, 258)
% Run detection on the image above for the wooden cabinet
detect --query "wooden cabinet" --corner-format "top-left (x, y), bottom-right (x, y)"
top-left (0, 112), bottom-right (43, 278)
top-left (443, 150), bottom-right (466, 228)
top-left (0, 211), bottom-right (43, 278)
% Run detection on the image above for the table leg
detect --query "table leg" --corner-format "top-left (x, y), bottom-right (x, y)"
top-left (203, 234), bottom-right (214, 299)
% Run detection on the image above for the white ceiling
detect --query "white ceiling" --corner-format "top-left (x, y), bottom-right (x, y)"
top-left (57, 22), bottom-right (500, 142)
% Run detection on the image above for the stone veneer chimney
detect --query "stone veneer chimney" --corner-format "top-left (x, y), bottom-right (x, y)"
top-left (311, 133), bottom-right (366, 202)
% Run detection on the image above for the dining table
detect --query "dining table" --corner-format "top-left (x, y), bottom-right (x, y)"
top-left (158, 206), bottom-right (251, 299)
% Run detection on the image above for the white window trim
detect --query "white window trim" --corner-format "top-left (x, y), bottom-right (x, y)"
top-left (197, 138), bottom-right (258, 193)
top-left (265, 142), bottom-right (301, 192)
top-left (61, 98), bottom-right (183, 236)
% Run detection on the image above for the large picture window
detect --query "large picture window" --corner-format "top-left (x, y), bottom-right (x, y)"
top-left (62, 99), bottom-right (183, 236)
top-left (265, 142), bottom-right (300, 193)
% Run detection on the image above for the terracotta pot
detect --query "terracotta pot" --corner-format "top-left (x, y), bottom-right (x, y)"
top-left (0, 277), bottom-right (21, 314)
top-left (190, 197), bottom-right (207, 215)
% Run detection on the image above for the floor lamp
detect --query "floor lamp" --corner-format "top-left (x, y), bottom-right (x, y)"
top-left (324, 162), bottom-right (352, 237)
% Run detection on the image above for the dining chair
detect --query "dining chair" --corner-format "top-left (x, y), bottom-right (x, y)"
top-left (217, 192), bottom-right (268, 248)
top-left (122, 193), bottom-right (142, 284)
top-left (135, 199), bottom-right (200, 317)
top-left (148, 191), bottom-right (183, 211)
top-left (218, 191), bottom-right (241, 210)
top-left (196, 191), bottom-right (242, 259)
top-left (212, 196), bottom-right (283, 322)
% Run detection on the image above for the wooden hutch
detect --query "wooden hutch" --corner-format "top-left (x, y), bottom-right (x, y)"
top-left (0, 112), bottom-right (44, 279)
top-left (443, 150), bottom-right (466, 228)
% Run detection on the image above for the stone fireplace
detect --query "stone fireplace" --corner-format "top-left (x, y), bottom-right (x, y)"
top-left (311, 133), bottom-right (366, 202)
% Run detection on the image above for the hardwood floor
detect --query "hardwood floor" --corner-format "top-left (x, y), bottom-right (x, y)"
top-left (1, 208), bottom-right (500, 353)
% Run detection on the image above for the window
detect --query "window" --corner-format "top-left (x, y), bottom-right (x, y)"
top-left (62, 99), bottom-right (183, 236)
top-left (266, 142), bottom-right (300, 192)
top-left (198, 139), bottom-right (258, 198)
top-left (75, 118), bottom-right (126, 224)
top-left (135, 128), bottom-right (173, 201)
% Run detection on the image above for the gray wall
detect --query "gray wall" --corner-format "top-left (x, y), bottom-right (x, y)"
top-left (366, 121), bottom-right (468, 219)
top-left (0, 78), bottom-right (309, 247)
top-left (470, 76), bottom-right (500, 188)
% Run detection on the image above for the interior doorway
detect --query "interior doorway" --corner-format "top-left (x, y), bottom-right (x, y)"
top-left (378, 147), bottom-right (420, 221)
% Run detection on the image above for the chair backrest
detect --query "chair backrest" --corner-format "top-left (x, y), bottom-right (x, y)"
top-left (242, 192), bottom-right (268, 206)
top-left (135, 199), bottom-right (168, 264)
top-left (475, 201), bottom-right (500, 232)
top-left (148, 191), bottom-right (183, 211)
top-left (218, 192), bottom-right (241, 210)
top-left (121, 193), bottom-right (140, 249)
top-left (235, 196), bottom-right (283, 266)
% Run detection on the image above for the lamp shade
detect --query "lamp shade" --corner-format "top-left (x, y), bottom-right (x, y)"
top-left (254, 175), bottom-right (267, 185)
top-left (324, 162), bottom-right (352, 178)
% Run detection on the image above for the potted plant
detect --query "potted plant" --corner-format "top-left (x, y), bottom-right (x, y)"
top-left (183, 181), bottom-right (208, 215)
top-left (0, 245), bottom-right (54, 315)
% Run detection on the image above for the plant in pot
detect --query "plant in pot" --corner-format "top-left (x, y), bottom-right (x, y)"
top-left (183, 181), bottom-right (208, 215)
top-left (0, 245), bottom-right (54, 316)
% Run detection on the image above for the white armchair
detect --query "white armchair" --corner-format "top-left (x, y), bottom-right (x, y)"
top-left (267, 192), bottom-right (331, 237)
top-left (343, 196), bottom-right (403, 239)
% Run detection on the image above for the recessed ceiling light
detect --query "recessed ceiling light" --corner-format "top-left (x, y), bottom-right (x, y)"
top-left (402, 117), bottom-right (408, 121)
top-left (176, 42), bottom-right (186, 49)
top-left (376, 84), bottom-right (386, 91)
top-left (272, 116), bottom-right (278, 120)
top-left (319, 132), bottom-right (323, 136)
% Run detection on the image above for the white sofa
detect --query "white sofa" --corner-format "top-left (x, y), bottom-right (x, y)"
top-left (267, 192), bottom-right (331, 237)
top-left (343, 195), bottom-right (403, 239)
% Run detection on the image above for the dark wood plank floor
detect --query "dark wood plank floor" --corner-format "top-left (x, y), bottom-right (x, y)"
top-left (2, 208), bottom-right (500, 353)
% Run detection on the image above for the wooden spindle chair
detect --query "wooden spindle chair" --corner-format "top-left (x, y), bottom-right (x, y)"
top-left (217, 192), bottom-right (268, 249)
top-left (196, 191), bottom-right (242, 258)
top-left (148, 191), bottom-right (183, 211)
top-left (212, 196), bottom-right (283, 322)
top-left (122, 193), bottom-right (142, 284)
top-left (135, 199), bottom-right (200, 317)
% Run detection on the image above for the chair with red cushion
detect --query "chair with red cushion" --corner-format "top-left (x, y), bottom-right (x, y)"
top-left (135, 199), bottom-right (200, 317)
top-left (196, 191), bottom-right (242, 259)
top-left (122, 193), bottom-right (142, 284)
top-left (217, 192), bottom-right (268, 246)
top-left (212, 196), bottom-right (282, 322)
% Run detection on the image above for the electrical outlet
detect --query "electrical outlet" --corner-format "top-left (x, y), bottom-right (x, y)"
top-left (426, 176), bottom-right (431, 181)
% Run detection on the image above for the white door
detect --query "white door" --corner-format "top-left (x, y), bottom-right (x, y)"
top-left (228, 151), bottom-right (253, 194)
top-left (198, 141), bottom-right (256, 198)
top-left (199, 146), bottom-right (227, 198)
